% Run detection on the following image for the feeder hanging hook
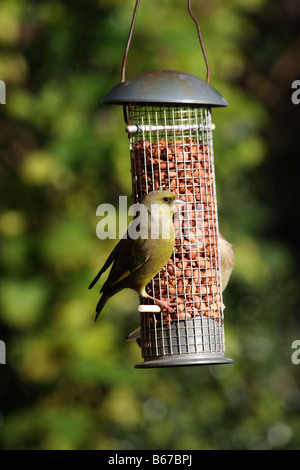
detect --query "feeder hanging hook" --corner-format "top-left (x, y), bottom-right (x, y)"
top-left (121, 0), bottom-right (211, 84)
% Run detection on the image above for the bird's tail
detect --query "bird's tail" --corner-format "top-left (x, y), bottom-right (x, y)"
top-left (89, 268), bottom-right (104, 290)
top-left (94, 293), bottom-right (109, 322)
top-left (126, 326), bottom-right (141, 342)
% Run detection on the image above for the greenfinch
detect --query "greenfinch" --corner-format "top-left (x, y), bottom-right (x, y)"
top-left (89, 190), bottom-right (185, 321)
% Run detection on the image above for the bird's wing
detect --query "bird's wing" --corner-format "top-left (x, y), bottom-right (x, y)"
top-left (101, 237), bottom-right (149, 292)
top-left (88, 240), bottom-right (122, 290)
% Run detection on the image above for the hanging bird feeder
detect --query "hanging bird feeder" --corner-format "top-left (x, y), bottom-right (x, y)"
top-left (102, 0), bottom-right (233, 368)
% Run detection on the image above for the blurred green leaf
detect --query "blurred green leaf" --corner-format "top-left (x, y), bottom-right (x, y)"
top-left (0, 0), bottom-right (299, 452)
top-left (0, 278), bottom-right (50, 329)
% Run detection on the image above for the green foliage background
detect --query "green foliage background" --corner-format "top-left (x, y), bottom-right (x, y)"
top-left (0, 0), bottom-right (299, 450)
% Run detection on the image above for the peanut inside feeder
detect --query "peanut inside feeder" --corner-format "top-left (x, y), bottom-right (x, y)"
top-left (130, 106), bottom-right (221, 322)
top-left (103, 70), bottom-right (233, 367)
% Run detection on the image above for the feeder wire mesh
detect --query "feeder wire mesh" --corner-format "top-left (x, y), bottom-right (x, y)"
top-left (127, 104), bottom-right (227, 366)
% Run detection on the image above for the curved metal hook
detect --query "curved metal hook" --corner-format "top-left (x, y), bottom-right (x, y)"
top-left (121, 0), bottom-right (210, 84)
top-left (121, 0), bottom-right (141, 82)
top-left (187, 0), bottom-right (210, 83)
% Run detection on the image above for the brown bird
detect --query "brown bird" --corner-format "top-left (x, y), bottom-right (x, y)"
top-left (219, 232), bottom-right (235, 291)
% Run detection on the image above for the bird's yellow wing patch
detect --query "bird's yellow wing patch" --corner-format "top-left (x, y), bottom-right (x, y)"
top-left (109, 253), bottom-right (149, 288)
top-left (109, 269), bottom-right (131, 286)
top-left (130, 252), bottom-right (149, 273)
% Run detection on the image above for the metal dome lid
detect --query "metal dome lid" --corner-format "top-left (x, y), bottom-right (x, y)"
top-left (102, 69), bottom-right (228, 107)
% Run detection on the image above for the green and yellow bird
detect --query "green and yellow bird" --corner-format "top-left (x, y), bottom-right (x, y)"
top-left (89, 190), bottom-right (184, 321)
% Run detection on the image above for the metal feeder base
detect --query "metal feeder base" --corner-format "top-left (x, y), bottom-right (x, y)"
top-left (136, 316), bottom-right (233, 369)
top-left (135, 355), bottom-right (233, 369)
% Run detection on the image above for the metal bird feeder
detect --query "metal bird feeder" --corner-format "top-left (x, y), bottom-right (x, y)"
top-left (103, 0), bottom-right (233, 368)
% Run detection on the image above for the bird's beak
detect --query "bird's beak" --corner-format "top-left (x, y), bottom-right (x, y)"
top-left (175, 198), bottom-right (186, 206)
top-left (172, 198), bottom-right (186, 211)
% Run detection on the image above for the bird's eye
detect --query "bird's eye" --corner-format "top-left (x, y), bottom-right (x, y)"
top-left (163, 197), bottom-right (169, 203)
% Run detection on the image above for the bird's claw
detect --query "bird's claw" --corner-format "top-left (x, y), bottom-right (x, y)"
top-left (158, 301), bottom-right (175, 313)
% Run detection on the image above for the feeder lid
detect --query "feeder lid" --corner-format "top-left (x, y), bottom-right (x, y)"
top-left (102, 69), bottom-right (227, 107)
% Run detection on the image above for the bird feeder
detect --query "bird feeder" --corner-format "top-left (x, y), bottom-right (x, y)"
top-left (102, 0), bottom-right (233, 368)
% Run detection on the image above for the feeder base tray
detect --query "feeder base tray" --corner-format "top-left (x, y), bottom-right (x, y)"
top-left (135, 354), bottom-right (233, 369)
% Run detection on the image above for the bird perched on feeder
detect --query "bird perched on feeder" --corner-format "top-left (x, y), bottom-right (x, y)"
top-left (89, 190), bottom-right (185, 321)
top-left (126, 231), bottom-right (235, 342)
top-left (219, 232), bottom-right (235, 291)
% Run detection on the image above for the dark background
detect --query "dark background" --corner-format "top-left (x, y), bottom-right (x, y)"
top-left (0, 0), bottom-right (299, 450)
